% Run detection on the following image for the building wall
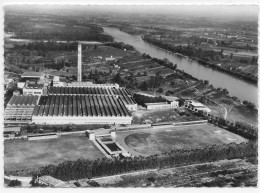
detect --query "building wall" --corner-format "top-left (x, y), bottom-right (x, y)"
top-left (145, 101), bottom-right (178, 110)
top-left (170, 101), bottom-right (179, 108)
top-left (32, 115), bottom-right (132, 125)
top-left (125, 104), bottom-right (138, 111)
top-left (146, 104), bottom-right (172, 110)
top-left (17, 82), bottom-right (25, 89)
top-left (23, 88), bottom-right (43, 96)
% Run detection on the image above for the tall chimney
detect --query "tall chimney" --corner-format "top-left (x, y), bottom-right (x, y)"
top-left (77, 44), bottom-right (82, 82)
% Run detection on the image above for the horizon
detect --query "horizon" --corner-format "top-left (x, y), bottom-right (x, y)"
top-left (4, 5), bottom-right (259, 22)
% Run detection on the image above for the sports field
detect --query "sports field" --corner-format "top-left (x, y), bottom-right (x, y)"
top-left (4, 136), bottom-right (104, 171)
top-left (116, 124), bottom-right (247, 156)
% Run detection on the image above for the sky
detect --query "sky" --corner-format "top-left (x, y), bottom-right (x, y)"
top-left (4, 5), bottom-right (258, 22)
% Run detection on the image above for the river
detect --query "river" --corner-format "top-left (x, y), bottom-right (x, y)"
top-left (103, 27), bottom-right (258, 105)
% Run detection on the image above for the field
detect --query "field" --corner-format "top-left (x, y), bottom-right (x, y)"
top-left (4, 136), bottom-right (104, 173)
top-left (132, 108), bottom-right (201, 124)
top-left (116, 124), bottom-right (247, 156)
top-left (92, 158), bottom-right (257, 187)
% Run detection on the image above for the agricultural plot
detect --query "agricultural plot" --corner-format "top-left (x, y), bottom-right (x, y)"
top-left (116, 124), bottom-right (247, 156)
top-left (96, 158), bottom-right (257, 187)
top-left (4, 136), bottom-right (104, 173)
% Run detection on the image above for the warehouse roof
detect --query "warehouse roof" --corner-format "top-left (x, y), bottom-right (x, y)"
top-left (21, 72), bottom-right (43, 78)
top-left (162, 95), bottom-right (179, 102)
top-left (34, 94), bottom-right (131, 117)
top-left (7, 95), bottom-right (39, 106)
top-left (4, 127), bottom-right (21, 133)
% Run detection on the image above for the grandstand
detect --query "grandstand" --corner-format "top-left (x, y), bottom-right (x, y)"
top-left (48, 86), bottom-right (137, 111)
top-left (4, 95), bottom-right (39, 121)
top-left (32, 94), bottom-right (132, 124)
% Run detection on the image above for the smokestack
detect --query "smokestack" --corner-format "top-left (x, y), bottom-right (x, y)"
top-left (77, 44), bottom-right (82, 82)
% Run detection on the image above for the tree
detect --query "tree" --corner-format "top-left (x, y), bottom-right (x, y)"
top-left (251, 56), bottom-right (257, 64)
top-left (8, 180), bottom-right (21, 187)
top-left (230, 53), bottom-right (233, 60)
top-left (137, 72), bottom-right (142, 77)
top-left (222, 88), bottom-right (229, 95)
top-left (172, 64), bottom-right (177, 70)
top-left (157, 88), bottom-right (163, 93)
top-left (203, 80), bottom-right (209, 85)
top-left (140, 81), bottom-right (149, 91)
top-left (113, 73), bottom-right (122, 84)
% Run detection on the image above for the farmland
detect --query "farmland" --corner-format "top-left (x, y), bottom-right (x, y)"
top-left (4, 136), bottom-right (104, 176)
top-left (116, 124), bottom-right (247, 156)
top-left (95, 158), bottom-right (257, 187)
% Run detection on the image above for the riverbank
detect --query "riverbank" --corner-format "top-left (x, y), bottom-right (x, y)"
top-left (103, 27), bottom-right (257, 105)
top-left (142, 36), bottom-right (257, 85)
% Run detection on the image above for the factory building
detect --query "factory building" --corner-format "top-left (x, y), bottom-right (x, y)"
top-left (184, 100), bottom-right (211, 113)
top-left (4, 95), bottom-right (39, 121)
top-left (4, 43), bottom-right (137, 125)
top-left (53, 76), bottom-right (69, 87)
top-left (77, 44), bottom-right (82, 82)
top-left (48, 86), bottom-right (137, 111)
top-left (143, 95), bottom-right (179, 110)
top-left (23, 83), bottom-right (44, 96)
top-left (32, 94), bottom-right (132, 125)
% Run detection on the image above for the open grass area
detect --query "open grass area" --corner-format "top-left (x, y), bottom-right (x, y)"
top-left (132, 108), bottom-right (201, 124)
top-left (4, 136), bottom-right (104, 172)
top-left (116, 124), bottom-right (247, 156)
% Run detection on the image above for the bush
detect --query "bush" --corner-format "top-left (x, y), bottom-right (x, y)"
top-left (88, 180), bottom-right (100, 187)
top-left (8, 179), bottom-right (21, 187)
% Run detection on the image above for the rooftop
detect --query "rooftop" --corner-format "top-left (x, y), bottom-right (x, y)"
top-left (4, 127), bottom-right (21, 133)
top-left (24, 83), bottom-right (43, 89)
top-left (21, 71), bottom-right (43, 77)
top-left (188, 100), bottom-right (205, 107)
top-left (145, 102), bottom-right (169, 106)
top-left (19, 77), bottom-right (40, 83)
top-left (162, 95), bottom-right (179, 101)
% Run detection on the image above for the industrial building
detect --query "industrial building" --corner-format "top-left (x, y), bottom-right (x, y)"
top-left (48, 86), bottom-right (137, 111)
top-left (32, 94), bottom-right (132, 125)
top-left (4, 95), bottom-right (39, 121)
top-left (144, 95), bottom-right (179, 110)
top-left (4, 43), bottom-right (137, 125)
top-left (23, 83), bottom-right (44, 96)
top-left (184, 100), bottom-right (211, 113)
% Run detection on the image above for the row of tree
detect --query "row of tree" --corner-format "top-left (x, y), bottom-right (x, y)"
top-left (32, 141), bottom-right (257, 181)
top-left (104, 42), bottom-right (135, 51)
top-left (196, 111), bottom-right (257, 140)
top-left (13, 25), bottom-right (113, 42)
top-left (133, 93), bottom-right (168, 106)
top-left (142, 35), bottom-right (257, 84)
top-left (13, 41), bottom-right (79, 51)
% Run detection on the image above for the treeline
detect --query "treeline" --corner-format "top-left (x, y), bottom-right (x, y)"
top-left (32, 141), bottom-right (257, 181)
top-left (133, 93), bottom-right (168, 106)
top-left (242, 100), bottom-right (256, 110)
top-left (104, 42), bottom-right (135, 51)
top-left (196, 111), bottom-right (258, 140)
top-left (13, 41), bottom-right (79, 51)
top-left (142, 35), bottom-right (257, 84)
